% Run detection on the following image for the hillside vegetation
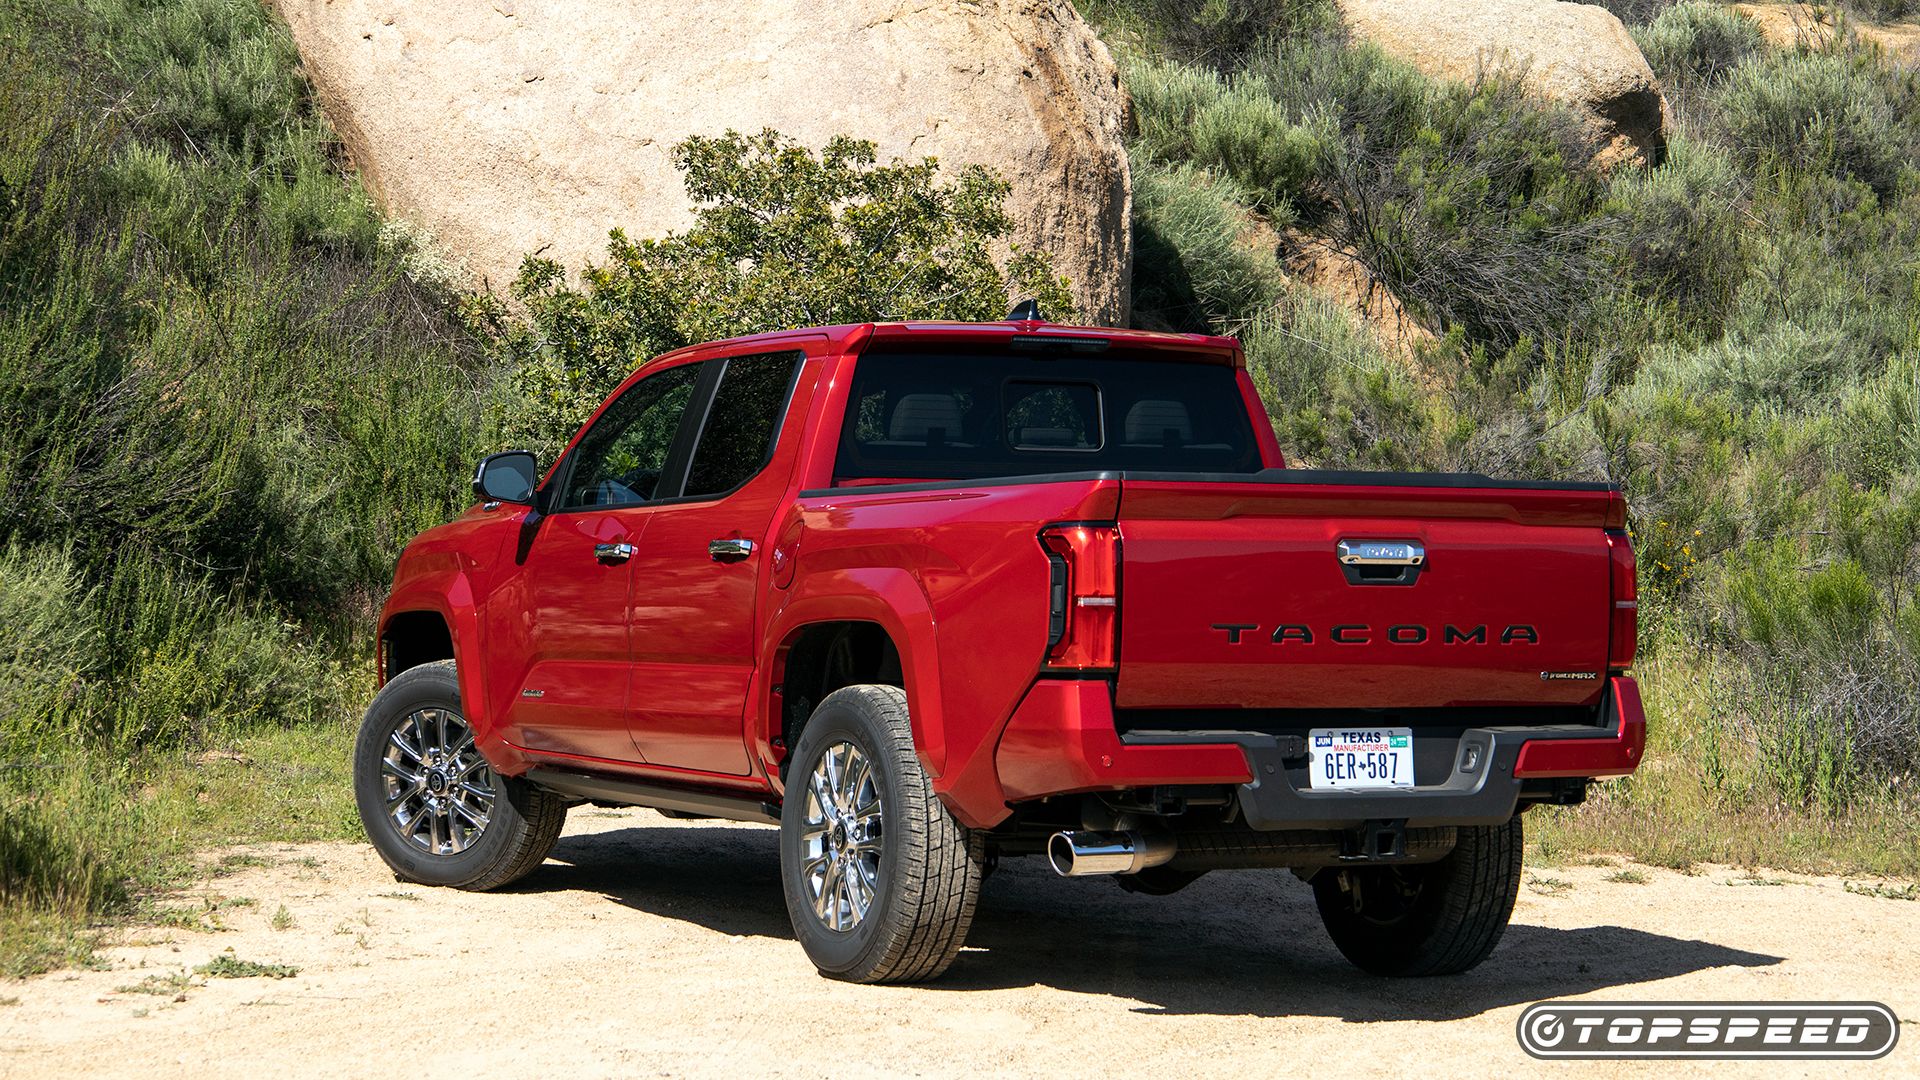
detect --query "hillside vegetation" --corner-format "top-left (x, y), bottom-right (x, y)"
top-left (2, 0), bottom-right (1916, 974)
top-left (0, 0), bottom-right (491, 971)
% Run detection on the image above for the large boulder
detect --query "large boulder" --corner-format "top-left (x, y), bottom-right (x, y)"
top-left (273, 0), bottom-right (1131, 324)
top-left (1337, 0), bottom-right (1670, 169)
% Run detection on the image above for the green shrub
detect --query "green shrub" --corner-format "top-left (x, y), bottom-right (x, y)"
top-left (1138, 38), bottom-right (1623, 352)
top-left (1127, 57), bottom-right (1334, 214)
top-left (1718, 49), bottom-right (1915, 197)
top-left (1832, 354), bottom-right (1920, 491)
top-left (0, 0), bottom-right (447, 962)
top-left (1327, 72), bottom-right (1617, 348)
top-left (1580, 0), bottom-right (1682, 26)
top-left (1129, 158), bottom-right (1282, 331)
top-left (1, 2), bottom-right (488, 630)
top-left (0, 772), bottom-right (137, 918)
top-left (1634, 321), bottom-right (1879, 416)
top-left (1242, 292), bottom-right (1431, 470)
top-left (1608, 134), bottom-right (1748, 331)
top-left (1634, 3), bottom-right (1768, 93)
top-left (90, 555), bottom-right (349, 748)
top-left (491, 130), bottom-right (1075, 454)
top-left (1726, 541), bottom-right (1874, 654)
top-left (1241, 34), bottom-right (1431, 154)
top-left (1076, 0), bottom-right (1335, 71)
top-left (0, 545), bottom-right (102, 734)
top-left (1841, 0), bottom-right (1920, 19)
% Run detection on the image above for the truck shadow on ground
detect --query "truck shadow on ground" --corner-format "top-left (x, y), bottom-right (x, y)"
top-left (539, 822), bottom-right (1782, 1021)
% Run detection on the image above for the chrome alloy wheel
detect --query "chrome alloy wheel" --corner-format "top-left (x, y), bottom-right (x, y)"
top-left (800, 740), bottom-right (884, 932)
top-left (380, 707), bottom-right (495, 856)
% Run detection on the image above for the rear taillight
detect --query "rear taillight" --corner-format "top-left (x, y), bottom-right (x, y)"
top-left (1040, 524), bottom-right (1119, 671)
top-left (1607, 528), bottom-right (1637, 672)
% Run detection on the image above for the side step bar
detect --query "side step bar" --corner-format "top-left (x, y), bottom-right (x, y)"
top-left (525, 768), bottom-right (780, 826)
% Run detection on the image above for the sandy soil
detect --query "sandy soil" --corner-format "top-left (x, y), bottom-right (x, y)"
top-left (2, 810), bottom-right (1913, 1078)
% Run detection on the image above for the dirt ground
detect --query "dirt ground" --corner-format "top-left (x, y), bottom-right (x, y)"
top-left (2, 810), bottom-right (1913, 1078)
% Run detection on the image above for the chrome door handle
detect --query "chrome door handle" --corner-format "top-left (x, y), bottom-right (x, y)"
top-left (708, 538), bottom-right (755, 562)
top-left (594, 542), bottom-right (634, 565)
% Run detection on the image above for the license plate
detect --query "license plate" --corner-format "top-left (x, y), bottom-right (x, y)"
top-left (1308, 727), bottom-right (1415, 790)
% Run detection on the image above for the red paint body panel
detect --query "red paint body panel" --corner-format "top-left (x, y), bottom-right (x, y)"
top-left (995, 681), bottom-right (1254, 802)
top-left (376, 320), bottom-right (1642, 832)
top-left (774, 478), bottom-right (1123, 827)
top-left (1514, 676), bottom-right (1646, 778)
top-left (500, 507), bottom-right (649, 762)
top-left (1114, 482), bottom-right (1618, 710)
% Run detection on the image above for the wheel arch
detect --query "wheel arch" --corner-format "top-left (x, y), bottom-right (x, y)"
top-left (380, 609), bottom-right (455, 681)
top-left (757, 570), bottom-right (942, 792)
top-left (775, 620), bottom-right (903, 761)
top-left (377, 571), bottom-right (492, 748)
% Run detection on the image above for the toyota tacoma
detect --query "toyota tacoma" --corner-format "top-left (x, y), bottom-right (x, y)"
top-left (356, 315), bottom-right (1644, 983)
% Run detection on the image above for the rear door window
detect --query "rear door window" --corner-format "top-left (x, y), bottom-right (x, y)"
top-left (683, 351), bottom-right (803, 498)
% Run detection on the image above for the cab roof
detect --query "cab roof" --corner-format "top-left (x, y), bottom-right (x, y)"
top-left (645, 320), bottom-right (1245, 369)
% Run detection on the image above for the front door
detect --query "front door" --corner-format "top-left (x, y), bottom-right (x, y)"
top-left (501, 360), bottom-right (704, 763)
top-left (625, 350), bottom-right (807, 775)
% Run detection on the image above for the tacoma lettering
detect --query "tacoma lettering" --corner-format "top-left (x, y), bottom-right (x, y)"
top-left (1210, 623), bottom-right (1540, 644)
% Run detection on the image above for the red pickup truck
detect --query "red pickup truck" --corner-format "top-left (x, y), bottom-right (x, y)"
top-left (355, 317), bottom-right (1643, 984)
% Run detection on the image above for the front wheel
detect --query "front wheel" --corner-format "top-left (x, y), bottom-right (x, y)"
top-left (1311, 817), bottom-right (1523, 976)
top-left (778, 684), bottom-right (984, 983)
top-left (353, 661), bottom-right (567, 890)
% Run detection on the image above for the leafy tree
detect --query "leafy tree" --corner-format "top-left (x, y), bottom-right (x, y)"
top-left (485, 129), bottom-right (1076, 452)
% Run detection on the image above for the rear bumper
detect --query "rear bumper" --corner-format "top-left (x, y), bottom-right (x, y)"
top-left (992, 676), bottom-right (1644, 830)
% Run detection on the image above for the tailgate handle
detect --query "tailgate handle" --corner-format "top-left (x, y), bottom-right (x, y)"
top-left (1336, 540), bottom-right (1425, 586)
top-left (1337, 540), bottom-right (1424, 565)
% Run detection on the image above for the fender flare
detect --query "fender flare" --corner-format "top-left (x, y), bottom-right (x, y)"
top-left (378, 571), bottom-right (492, 744)
top-left (755, 566), bottom-right (943, 791)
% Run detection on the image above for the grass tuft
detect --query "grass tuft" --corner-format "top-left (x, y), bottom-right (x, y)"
top-left (1526, 874), bottom-right (1576, 895)
top-left (116, 971), bottom-right (191, 996)
top-left (195, 953), bottom-right (299, 979)
top-left (1844, 880), bottom-right (1920, 901)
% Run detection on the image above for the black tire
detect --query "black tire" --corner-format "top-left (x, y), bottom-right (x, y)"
top-left (353, 661), bottom-right (567, 890)
top-left (778, 684), bottom-right (984, 984)
top-left (1311, 817), bottom-right (1523, 976)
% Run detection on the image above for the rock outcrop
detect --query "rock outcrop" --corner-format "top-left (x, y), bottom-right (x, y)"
top-left (273, 0), bottom-right (1131, 324)
top-left (1337, 0), bottom-right (1671, 169)
top-left (1731, 3), bottom-right (1920, 61)
top-left (1281, 233), bottom-right (1435, 361)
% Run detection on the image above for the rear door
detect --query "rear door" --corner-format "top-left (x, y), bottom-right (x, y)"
top-left (1113, 475), bottom-right (1619, 711)
top-left (623, 349), bottom-right (809, 775)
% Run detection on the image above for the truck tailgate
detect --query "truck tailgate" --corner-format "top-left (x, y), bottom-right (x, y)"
top-left (1113, 472), bottom-right (1624, 711)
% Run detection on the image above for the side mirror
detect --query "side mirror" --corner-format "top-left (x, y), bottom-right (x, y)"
top-left (472, 450), bottom-right (539, 505)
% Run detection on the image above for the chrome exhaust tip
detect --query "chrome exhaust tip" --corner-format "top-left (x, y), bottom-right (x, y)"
top-left (1046, 830), bottom-right (1176, 877)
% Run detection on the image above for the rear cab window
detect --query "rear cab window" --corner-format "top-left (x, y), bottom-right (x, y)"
top-left (834, 350), bottom-right (1262, 483)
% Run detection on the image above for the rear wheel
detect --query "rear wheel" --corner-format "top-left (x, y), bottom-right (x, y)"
top-left (353, 661), bottom-right (567, 890)
top-left (779, 684), bottom-right (984, 983)
top-left (1311, 817), bottom-right (1523, 976)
